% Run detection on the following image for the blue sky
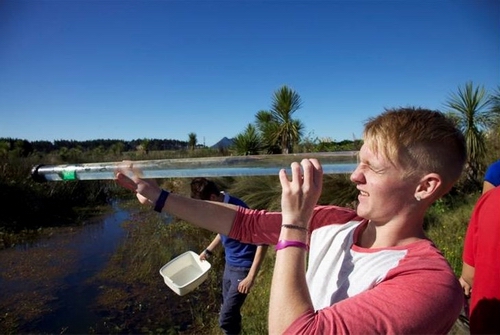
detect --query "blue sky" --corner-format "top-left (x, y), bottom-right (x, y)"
top-left (1, 0), bottom-right (498, 147)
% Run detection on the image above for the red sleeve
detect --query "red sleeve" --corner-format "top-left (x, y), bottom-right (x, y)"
top-left (228, 205), bottom-right (360, 245)
top-left (228, 206), bottom-right (282, 245)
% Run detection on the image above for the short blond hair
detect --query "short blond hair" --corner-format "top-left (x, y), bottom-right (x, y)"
top-left (363, 107), bottom-right (466, 192)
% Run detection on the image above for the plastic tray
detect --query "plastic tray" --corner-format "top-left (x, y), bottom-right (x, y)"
top-left (159, 251), bottom-right (211, 296)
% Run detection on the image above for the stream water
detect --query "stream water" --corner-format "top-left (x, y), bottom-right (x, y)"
top-left (0, 203), bottom-right (130, 334)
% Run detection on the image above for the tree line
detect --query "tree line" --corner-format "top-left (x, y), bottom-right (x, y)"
top-left (0, 137), bottom-right (189, 158)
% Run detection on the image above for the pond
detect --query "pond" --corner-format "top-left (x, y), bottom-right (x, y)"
top-left (0, 203), bottom-right (130, 334)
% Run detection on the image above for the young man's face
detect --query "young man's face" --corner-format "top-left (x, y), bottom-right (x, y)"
top-left (350, 143), bottom-right (417, 224)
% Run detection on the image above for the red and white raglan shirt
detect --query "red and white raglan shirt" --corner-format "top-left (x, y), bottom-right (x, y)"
top-left (229, 205), bottom-right (463, 334)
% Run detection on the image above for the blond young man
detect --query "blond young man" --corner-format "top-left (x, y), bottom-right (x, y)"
top-left (116, 107), bottom-right (466, 334)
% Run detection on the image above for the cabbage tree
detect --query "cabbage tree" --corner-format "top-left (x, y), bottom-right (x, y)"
top-left (256, 86), bottom-right (305, 154)
top-left (445, 81), bottom-right (493, 187)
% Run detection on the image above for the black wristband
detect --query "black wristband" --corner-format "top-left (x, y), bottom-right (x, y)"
top-left (154, 189), bottom-right (170, 213)
top-left (204, 249), bottom-right (213, 256)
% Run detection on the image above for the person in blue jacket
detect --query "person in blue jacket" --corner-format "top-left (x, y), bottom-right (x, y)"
top-left (482, 159), bottom-right (500, 194)
top-left (190, 177), bottom-right (268, 335)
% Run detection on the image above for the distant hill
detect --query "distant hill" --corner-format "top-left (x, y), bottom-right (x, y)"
top-left (210, 137), bottom-right (234, 149)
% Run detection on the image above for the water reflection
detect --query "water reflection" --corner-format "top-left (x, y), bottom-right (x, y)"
top-left (0, 203), bottom-right (130, 334)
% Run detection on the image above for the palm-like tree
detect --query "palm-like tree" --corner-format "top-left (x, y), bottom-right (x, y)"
top-left (257, 86), bottom-right (305, 154)
top-left (445, 81), bottom-right (493, 187)
top-left (233, 124), bottom-right (262, 155)
top-left (188, 132), bottom-right (197, 151)
top-left (255, 110), bottom-right (281, 154)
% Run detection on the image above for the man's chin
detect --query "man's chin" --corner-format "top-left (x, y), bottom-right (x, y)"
top-left (355, 206), bottom-right (368, 218)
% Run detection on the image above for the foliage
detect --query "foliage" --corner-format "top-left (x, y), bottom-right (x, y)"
top-left (255, 110), bottom-right (282, 154)
top-left (445, 81), bottom-right (495, 189)
top-left (0, 140), bottom-right (10, 158)
top-left (296, 130), bottom-right (320, 153)
top-left (269, 85), bottom-right (304, 154)
top-left (313, 139), bottom-right (363, 153)
top-left (0, 156), bottom-right (114, 236)
top-left (140, 138), bottom-right (151, 154)
top-left (251, 85), bottom-right (305, 154)
top-left (0, 137), bottom-right (189, 156)
top-left (483, 122), bottom-right (500, 166)
top-left (484, 86), bottom-right (500, 164)
top-left (489, 85), bottom-right (500, 117)
top-left (188, 132), bottom-right (197, 151)
top-left (232, 124), bottom-right (263, 155)
top-left (229, 176), bottom-right (282, 210)
top-left (425, 193), bottom-right (480, 275)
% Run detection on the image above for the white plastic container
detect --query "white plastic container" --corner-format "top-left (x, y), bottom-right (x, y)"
top-left (159, 251), bottom-right (211, 296)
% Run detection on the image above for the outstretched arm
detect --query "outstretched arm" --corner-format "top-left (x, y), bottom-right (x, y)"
top-left (115, 169), bottom-right (237, 235)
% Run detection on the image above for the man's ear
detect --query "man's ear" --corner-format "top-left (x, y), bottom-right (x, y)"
top-left (415, 173), bottom-right (442, 201)
top-left (209, 194), bottom-right (219, 201)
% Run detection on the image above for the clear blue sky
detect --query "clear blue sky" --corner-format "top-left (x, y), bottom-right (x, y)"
top-left (1, 0), bottom-right (498, 147)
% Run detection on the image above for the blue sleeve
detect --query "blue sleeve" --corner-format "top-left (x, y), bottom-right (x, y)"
top-left (228, 196), bottom-right (249, 209)
top-left (484, 160), bottom-right (500, 187)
